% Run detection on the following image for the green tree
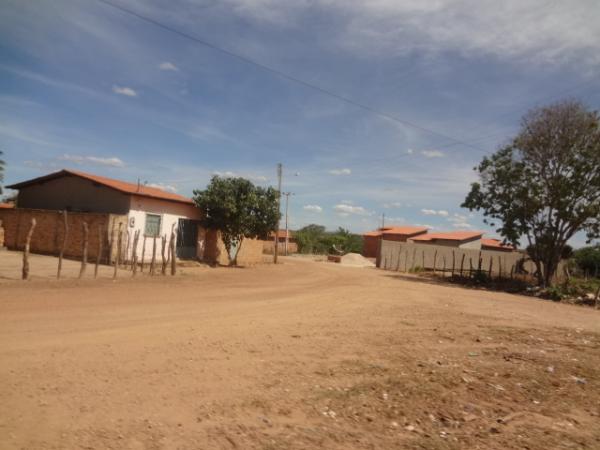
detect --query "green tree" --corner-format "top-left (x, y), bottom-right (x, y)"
top-left (295, 224), bottom-right (327, 254)
top-left (463, 101), bottom-right (600, 286)
top-left (193, 176), bottom-right (280, 266)
top-left (295, 225), bottom-right (363, 254)
top-left (573, 245), bottom-right (600, 277)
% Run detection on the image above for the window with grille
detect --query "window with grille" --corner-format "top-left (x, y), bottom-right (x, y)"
top-left (144, 214), bottom-right (161, 237)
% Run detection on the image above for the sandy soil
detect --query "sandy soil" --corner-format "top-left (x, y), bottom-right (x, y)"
top-left (1, 253), bottom-right (599, 449)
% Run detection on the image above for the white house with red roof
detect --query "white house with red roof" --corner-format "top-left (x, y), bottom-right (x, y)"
top-left (6, 169), bottom-right (202, 260)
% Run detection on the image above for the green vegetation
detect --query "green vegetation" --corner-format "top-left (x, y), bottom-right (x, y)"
top-left (193, 176), bottom-right (279, 266)
top-left (295, 224), bottom-right (362, 254)
top-left (463, 101), bottom-right (600, 286)
top-left (573, 245), bottom-right (600, 278)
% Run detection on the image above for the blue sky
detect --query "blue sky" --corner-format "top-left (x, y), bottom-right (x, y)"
top-left (1, 0), bottom-right (599, 245)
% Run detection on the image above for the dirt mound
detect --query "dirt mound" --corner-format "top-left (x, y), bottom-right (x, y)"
top-left (339, 252), bottom-right (375, 267)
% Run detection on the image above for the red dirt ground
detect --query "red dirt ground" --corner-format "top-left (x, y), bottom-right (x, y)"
top-left (1, 254), bottom-right (599, 449)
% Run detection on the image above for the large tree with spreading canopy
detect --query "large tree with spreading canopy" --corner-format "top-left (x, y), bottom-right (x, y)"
top-left (193, 176), bottom-right (280, 266)
top-left (463, 101), bottom-right (600, 286)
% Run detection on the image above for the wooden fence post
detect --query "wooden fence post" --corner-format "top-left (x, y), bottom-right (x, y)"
top-left (488, 257), bottom-right (493, 279)
top-left (124, 230), bottom-right (131, 270)
top-left (451, 251), bottom-right (456, 277)
top-left (22, 218), bottom-right (37, 280)
top-left (113, 223), bottom-right (122, 279)
top-left (161, 235), bottom-right (167, 275)
top-left (498, 256), bottom-right (502, 279)
top-left (150, 236), bottom-right (157, 275)
top-left (460, 254), bottom-right (465, 277)
top-left (79, 221), bottom-right (88, 279)
top-left (57, 211), bottom-right (68, 279)
top-left (433, 250), bottom-right (437, 274)
top-left (469, 258), bottom-right (474, 278)
top-left (411, 248), bottom-right (417, 271)
top-left (140, 236), bottom-right (146, 272)
top-left (170, 224), bottom-right (177, 276)
top-left (422, 250), bottom-right (425, 269)
top-left (95, 224), bottom-right (102, 278)
top-left (131, 230), bottom-right (140, 277)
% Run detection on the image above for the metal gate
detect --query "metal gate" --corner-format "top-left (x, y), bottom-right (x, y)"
top-left (176, 219), bottom-right (199, 259)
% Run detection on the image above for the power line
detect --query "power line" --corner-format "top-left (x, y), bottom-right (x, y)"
top-left (94, 0), bottom-right (486, 152)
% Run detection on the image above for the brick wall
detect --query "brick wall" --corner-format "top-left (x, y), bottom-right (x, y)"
top-left (362, 235), bottom-right (380, 258)
top-left (200, 228), bottom-right (266, 266)
top-left (262, 240), bottom-right (298, 254)
top-left (0, 208), bottom-right (127, 262)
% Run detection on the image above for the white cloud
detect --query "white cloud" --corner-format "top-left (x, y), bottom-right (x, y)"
top-left (406, 148), bottom-right (414, 154)
top-left (421, 150), bottom-right (444, 158)
top-left (329, 168), bottom-right (352, 175)
top-left (451, 222), bottom-right (473, 229)
top-left (211, 171), bottom-right (267, 182)
top-left (447, 213), bottom-right (472, 229)
top-left (334, 204), bottom-right (370, 216)
top-left (112, 85), bottom-right (137, 97)
top-left (329, 1), bottom-right (600, 68)
top-left (212, 170), bottom-right (237, 178)
top-left (158, 61), bottom-right (178, 71)
top-left (303, 204), bottom-right (323, 212)
top-left (383, 201), bottom-right (403, 208)
top-left (146, 182), bottom-right (177, 193)
top-left (59, 154), bottom-right (125, 167)
top-left (421, 208), bottom-right (449, 216)
top-left (249, 175), bottom-right (268, 182)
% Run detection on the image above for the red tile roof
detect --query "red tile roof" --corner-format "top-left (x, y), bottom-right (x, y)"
top-left (0, 202), bottom-right (15, 209)
top-left (6, 169), bottom-right (194, 205)
top-left (382, 226), bottom-right (429, 236)
top-left (363, 226), bottom-right (428, 237)
top-left (481, 238), bottom-right (514, 250)
top-left (270, 229), bottom-right (294, 239)
top-left (410, 231), bottom-right (484, 242)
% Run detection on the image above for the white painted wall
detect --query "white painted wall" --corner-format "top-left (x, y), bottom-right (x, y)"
top-left (124, 195), bottom-right (201, 262)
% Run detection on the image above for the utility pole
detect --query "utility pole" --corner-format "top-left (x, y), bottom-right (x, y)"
top-left (282, 192), bottom-right (294, 255)
top-left (273, 163), bottom-right (282, 264)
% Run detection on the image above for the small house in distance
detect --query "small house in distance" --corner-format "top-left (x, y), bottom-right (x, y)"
top-left (362, 226), bottom-right (428, 258)
top-left (409, 231), bottom-right (484, 249)
top-left (481, 238), bottom-right (515, 252)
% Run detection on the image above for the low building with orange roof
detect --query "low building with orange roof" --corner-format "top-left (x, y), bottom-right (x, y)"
top-left (481, 238), bottom-right (515, 252)
top-left (409, 230), bottom-right (485, 249)
top-left (362, 225), bottom-right (428, 257)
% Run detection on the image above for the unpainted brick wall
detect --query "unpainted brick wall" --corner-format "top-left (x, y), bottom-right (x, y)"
top-left (201, 228), bottom-right (266, 266)
top-left (0, 208), bottom-right (127, 262)
top-left (262, 240), bottom-right (298, 254)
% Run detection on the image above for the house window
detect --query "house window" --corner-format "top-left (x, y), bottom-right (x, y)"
top-left (144, 214), bottom-right (162, 237)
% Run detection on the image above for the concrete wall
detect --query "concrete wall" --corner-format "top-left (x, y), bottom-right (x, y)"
top-left (412, 237), bottom-right (482, 250)
top-left (199, 228), bottom-right (265, 266)
top-left (125, 196), bottom-right (202, 262)
top-left (379, 240), bottom-right (564, 281)
top-left (0, 208), bottom-right (127, 262)
top-left (16, 176), bottom-right (130, 214)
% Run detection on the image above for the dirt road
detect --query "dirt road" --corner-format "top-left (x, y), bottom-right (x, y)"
top-left (1, 256), bottom-right (599, 449)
